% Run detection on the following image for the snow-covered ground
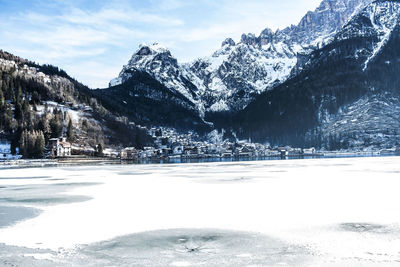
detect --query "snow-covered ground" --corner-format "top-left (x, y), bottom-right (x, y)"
top-left (1, 157), bottom-right (400, 266)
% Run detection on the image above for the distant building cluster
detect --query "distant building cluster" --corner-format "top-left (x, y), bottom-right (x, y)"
top-left (103, 127), bottom-right (320, 161)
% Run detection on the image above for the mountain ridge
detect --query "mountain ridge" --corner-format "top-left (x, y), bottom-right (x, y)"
top-left (231, 0), bottom-right (400, 149)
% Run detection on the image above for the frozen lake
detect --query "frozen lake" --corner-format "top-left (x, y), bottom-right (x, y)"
top-left (1, 157), bottom-right (400, 266)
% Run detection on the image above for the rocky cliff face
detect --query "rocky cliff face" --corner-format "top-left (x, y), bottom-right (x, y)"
top-left (289, 0), bottom-right (371, 45)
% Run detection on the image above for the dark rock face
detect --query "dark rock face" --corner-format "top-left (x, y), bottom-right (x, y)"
top-left (240, 33), bottom-right (258, 46)
top-left (222, 38), bottom-right (236, 47)
top-left (289, 0), bottom-right (372, 45)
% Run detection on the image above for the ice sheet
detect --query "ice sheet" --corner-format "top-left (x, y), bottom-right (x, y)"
top-left (1, 157), bottom-right (400, 266)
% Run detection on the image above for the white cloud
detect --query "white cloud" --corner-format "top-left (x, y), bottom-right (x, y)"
top-left (0, 0), bottom-right (323, 88)
top-left (60, 7), bottom-right (184, 27)
top-left (63, 61), bottom-right (123, 88)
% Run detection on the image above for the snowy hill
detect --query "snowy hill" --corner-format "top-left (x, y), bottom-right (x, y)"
top-left (0, 50), bottom-right (153, 154)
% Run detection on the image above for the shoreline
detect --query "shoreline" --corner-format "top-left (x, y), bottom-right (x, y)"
top-left (0, 152), bottom-right (398, 169)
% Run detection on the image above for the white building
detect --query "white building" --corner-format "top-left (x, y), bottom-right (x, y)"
top-left (49, 137), bottom-right (72, 157)
top-left (303, 147), bottom-right (316, 155)
top-left (0, 140), bottom-right (22, 160)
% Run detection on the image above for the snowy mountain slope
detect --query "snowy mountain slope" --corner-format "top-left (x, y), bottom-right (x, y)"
top-left (110, 0), bottom-right (372, 114)
top-left (232, 0), bottom-right (400, 149)
top-left (337, 0), bottom-right (400, 70)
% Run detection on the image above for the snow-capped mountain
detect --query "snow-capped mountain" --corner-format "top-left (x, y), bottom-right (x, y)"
top-left (110, 0), bottom-right (372, 114)
top-left (233, 0), bottom-right (400, 149)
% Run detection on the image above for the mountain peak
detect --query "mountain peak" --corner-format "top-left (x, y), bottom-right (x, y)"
top-left (125, 42), bottom-right (176, 72)
top-left (109, 43), bottom-right (174, 87)
top-left (221, 38), bottom-right (236, 47)
top-left (136, 43), bottom-right (170, 56)
top-left (241, 33), bottom-right (258, 45)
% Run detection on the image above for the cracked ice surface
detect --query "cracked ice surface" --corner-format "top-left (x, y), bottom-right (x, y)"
top-left (1, 157), bottom-right (400, 266)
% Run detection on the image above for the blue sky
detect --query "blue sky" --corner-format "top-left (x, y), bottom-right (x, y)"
top-left (0, 0), bottom-right (321, 88)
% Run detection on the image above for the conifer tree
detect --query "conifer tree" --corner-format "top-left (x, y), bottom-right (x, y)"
top-left (16, 85), bottom-right (23, 102)
top-left (19, 130), bottom-right (26, 156)
top-left (5, 82), bottom-right (13, 101)
top-left (67, 119), bottom-right (73, 140)
top-left (14, 102), bottom-right (23, 121)
top-left (3, 104), bottom-right (13, 132)
top-left (97, 143), bottom-right (103, 157)
top-left (22, 97), bottom-right (29, 113)
top-left (0, 88), bottom-right (4, 110)
top-left (19, 130), bottom-right (45, 158)
top-left (49, 115), bottom-right (62, 138)
top-left (34, 131), bottom-right (45, 158)
top-left (38, 116), bottom-right (51, 141)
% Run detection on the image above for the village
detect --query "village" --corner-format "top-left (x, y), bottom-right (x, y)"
top-left (0, 98), bottom-right (319, 162)
top-left (5, 123), bottom-right (399, 162)
top-left (6, 126), bottom-right (319, 161)
top-left (3, 124), bottom-right (400, 162)
top-left (100, 127), bottom-right (321, 161)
